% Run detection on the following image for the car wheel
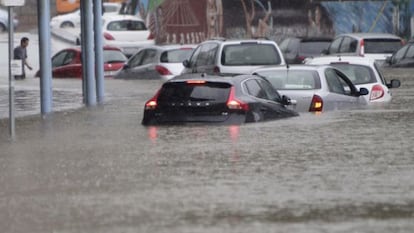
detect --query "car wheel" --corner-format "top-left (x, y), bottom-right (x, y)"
top-left (0, 23), bottom-right (6, 33)
top-left (60, 22), bottom-right (74, 28)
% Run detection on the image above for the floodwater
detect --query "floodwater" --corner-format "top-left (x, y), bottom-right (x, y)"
top-left (0, 69), bottom-right (414, 233)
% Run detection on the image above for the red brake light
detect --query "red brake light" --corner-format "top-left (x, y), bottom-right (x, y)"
top-left (145, 89), bottom-right (161, 110)
top-left (155, 65), bottom-right (172, 75)
top-left (309, 94), bottom-right (323, 112)
top-left (226, 87), bottom-right (249, 111)
top-left (359, 39), bottom-right (365, 56)
top-left (186, 80), bottom-right (206, 84)
top-left (104, 32), bottom-right (114, 40)
top-left (147, 32), bottom-right (155, 40)
top-left (370, 84), bottom-right (384, 101)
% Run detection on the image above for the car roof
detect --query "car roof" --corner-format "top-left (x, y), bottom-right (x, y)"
top-left (102, 14), bottom-right (144, 21)
top-left (335, 33), bottom-right (402, 40)
top-left (307, 55), bottom-right (376, 66)
top-left (168, 73), bottom-right (255, 84)
top-left (202, 38), bottom-right (277, 44)
top-left (253, 64), bottom-right (332, 73)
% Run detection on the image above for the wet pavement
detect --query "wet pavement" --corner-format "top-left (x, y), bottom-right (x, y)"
top-left (1, 31), bottom-right (414, 232)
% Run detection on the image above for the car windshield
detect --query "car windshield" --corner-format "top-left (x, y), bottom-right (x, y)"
top-left (329, 64), bottom-right (376, 85)
top-left (364, 39), bottom-right (402, 53)
top-left (103, 50), bottom-right (127, 63)
top-left (160, 48), bottom-right (194, 63)
top-left (256, 70), bottom-right (321, 90)
top-left (158, 82), bottom-right (231, 103)
top-left (222, 44), bottom-right (281, 66)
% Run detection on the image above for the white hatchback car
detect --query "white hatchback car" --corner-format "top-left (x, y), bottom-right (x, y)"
top-left (102, 14), bottom-right (155, 57)
top-left (305, 55), bottom-right (401, 103)
top-left (323, 33), bottom-right (404, 66)
top-left (50, 2), bottom-right (122, 29)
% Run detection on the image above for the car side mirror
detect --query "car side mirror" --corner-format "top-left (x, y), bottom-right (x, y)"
top-left (281, 95), bottom-right (296, 105)
top-left (321, 49), bottom-right (329, 55)
top-left (123, 63), bottom-right (129, 69)
top-left (387, 79), bottom-right (401, 88)
top-left (358, 87), bottom-right (369, 96)
top-left (183, 59), bottom-right (191, 68)
top-left (385, 56), bottom-right (392, 64)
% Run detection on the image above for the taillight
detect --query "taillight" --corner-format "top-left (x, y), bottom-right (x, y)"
top-left (145, 89), bottom-right (161, 110)
top-left (147, 32), bottom-right (155, 40)
top-left (213, 66), bottom-right (220, 74)
top-left (370, 84), bottom-right (384, 101)
top-left (309, 94), bottom-right (323, 112)
top-left (226, 87), bottom-right (249, 111)
top-left (155, 65), bottom-right (172, 75)
top-left (104, 32), bottom-right (114, 40)
top-left (359, 39), bottom-right (365, 56)
top-left (297, 55), bottom-right (306, 63)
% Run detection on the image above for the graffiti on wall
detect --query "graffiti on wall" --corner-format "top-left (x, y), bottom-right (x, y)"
top-left (129, 0), bottom-right (413, 44)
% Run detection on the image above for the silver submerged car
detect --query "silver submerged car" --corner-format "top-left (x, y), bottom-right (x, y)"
top-left (115, 44), bottom-right (196, 82)
top-left (253, 65), bottom-right (369, 112)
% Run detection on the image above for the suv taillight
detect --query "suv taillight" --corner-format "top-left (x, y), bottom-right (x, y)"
top-left (309, 94), bottom-right (323, 112)
top-left (145, 89), bottom-right (161, 110)
top-left (147, 32), bottom-right (155, 40)
top-left (227, 87), bottom-right (249, 111)
top-left (359, 39), bottom-right (365, 56)
top-left (155, 65), bottom-right (172, 75)
top-left (370, 84), bottom-right (384, 101)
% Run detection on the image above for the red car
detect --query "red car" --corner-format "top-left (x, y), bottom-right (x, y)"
top-left (35, 45), bottom-right (127, 78)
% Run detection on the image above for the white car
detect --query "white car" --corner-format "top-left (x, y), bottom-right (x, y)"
top-left (114, 44), bottom-right (196, 82)
top-left (102, 14), bottom-right (155, 57)
top-left (50, 2), bottom-right (122, 29)
top-left (305, 55), bottom-right (401, 103)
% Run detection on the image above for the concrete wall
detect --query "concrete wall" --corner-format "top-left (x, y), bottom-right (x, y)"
top-left (13, 0), bottom-right (57, 32)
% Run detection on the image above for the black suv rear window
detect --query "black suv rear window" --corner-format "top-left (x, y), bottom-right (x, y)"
top-left (364, 39), bottom-right (402, 53)
top-left (222, 44), bottom-right (281, 66)
top-left (158, 82), bottom-right (232, 103)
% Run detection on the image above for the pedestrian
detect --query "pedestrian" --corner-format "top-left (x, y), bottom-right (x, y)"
top-left (13, 37), bottom-right (33, 80)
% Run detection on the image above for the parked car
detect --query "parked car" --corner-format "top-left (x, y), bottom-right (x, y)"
top-left (101, 14), bottom-right (154, 57)
top-left (323, 33), bottom-right (404, 66)
top-left (0, 7), bottom-right (19, 32)
top-left (50, 2), bottom-right (122, 29)
top-left (35, 45), bottom-right (127, 78)
top-left (182, 38), bottom-right (285, 75)
top-left (114, 44), bottom-right (196, 82)
top-left (141, 73), bottom-right (298, 125)
top-left (305, 55), bottom-right (400, 103)
top-left (279, 36), bottom-right (332, 64)
top-left (253, 65), bottom-right (369, 112)
top-left (385, 39), bottom-right (414, 67)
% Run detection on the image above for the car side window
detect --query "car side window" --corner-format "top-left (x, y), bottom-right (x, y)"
top-left (392, 44), bottom-right (408, 64)
top-left (141, 49), bottom-right (157, 65)
top-left (195, 43), bottom-right (218, 66)
top-left (404, 44), bottom-right (414, 58)
top-left (257, 79), bottom-right (281, 102)
top-left (128, 50), bottom-right (145, 67)
top-left (339, 37), bottom-right (355, 53)
top-left (52, 51), bottom-right (69, 67)
top-left (325, 69), bottom-right (346, 94)
top-left (329, 37), bottom-right (342, 54)
top-left (62, 51), bottom-right (76, 65)
top-left (244, 79), bottom-right (267, 99)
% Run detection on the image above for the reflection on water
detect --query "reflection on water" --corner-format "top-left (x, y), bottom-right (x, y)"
top-left (0, 88), bottom-right (83, 119)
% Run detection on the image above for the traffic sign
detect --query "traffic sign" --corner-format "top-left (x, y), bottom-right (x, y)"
top-left (0, 0), bottom-right (25, 6)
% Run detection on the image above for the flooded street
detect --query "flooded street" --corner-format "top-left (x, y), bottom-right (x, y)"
top-left (0, 68), bottom-right (414, 232)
